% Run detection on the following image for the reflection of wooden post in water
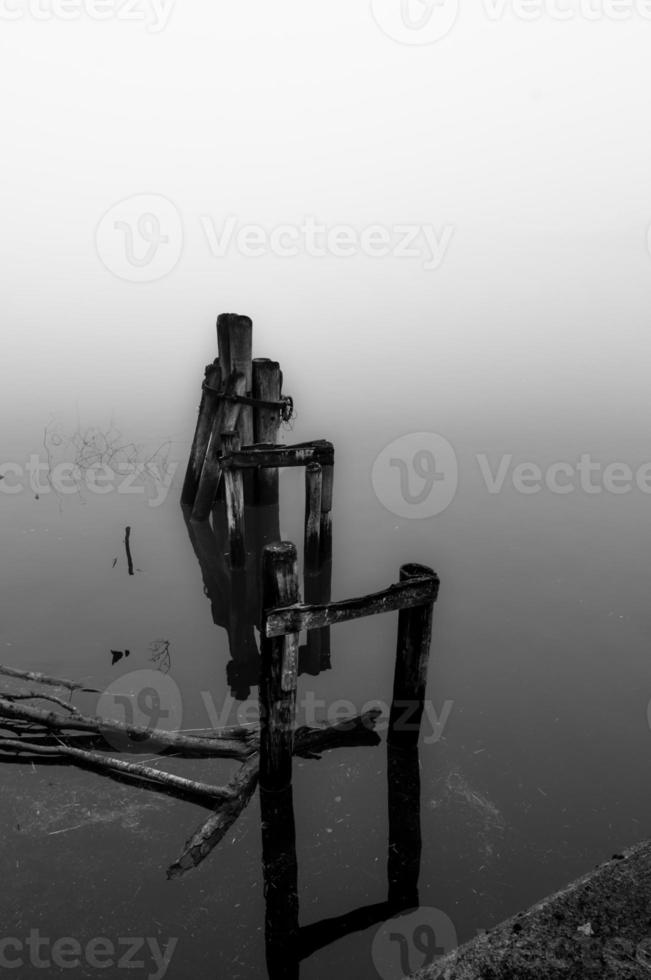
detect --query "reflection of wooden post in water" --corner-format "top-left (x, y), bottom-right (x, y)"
top-left (387, 744), bottom-right (421, 911)
top-left (388, 564), bottom-right (438, 750)
top-left (222, 430), bottom-right (246, 570)
top-left (260, 543), bottom-right (300, 792)
top-left (192, 372), bottom-right (245, 522)
top-left (261, 786), bottom-right (300, 980)
top-left (181, 359), bottom-right (221, 507)
top-left (183, 512), bottom-right (259, 701)
top-left (227, 566), bottom-right (260, 701)
top-left (253, 358), bottom-right (282, 517)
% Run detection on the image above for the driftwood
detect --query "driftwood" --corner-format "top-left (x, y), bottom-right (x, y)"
top-left (167, 710), bottom-right (381, 879)
top-left (0, 664), bottom-right (99, 693)
top-left (263, 573), bottom-right (439, 638)
top-left (0, 737), bottom-right (235, 802)
top-left (0, 696), bottom-right (255, 759)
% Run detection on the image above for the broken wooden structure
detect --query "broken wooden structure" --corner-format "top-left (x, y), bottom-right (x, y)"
top-left (181, 313), bottom-right (334, 575)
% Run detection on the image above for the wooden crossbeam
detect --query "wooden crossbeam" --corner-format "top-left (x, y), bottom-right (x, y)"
top-left (263, 572), bottom-right (439, 638)
top-left (220, 440), bottom-right (334, 470)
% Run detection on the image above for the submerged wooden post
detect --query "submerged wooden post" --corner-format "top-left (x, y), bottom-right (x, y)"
top-left (304, 462), bottom-right (322, 574)
top-left (222, 430), bottom-right (246, 570)
top-left (253, 358), bottom-right (282, 508)
top-left (181, 359), bottom-right (221, 507)
top-left (191, 372), bottom-right (246, 522)
top-left (260, 542), bottom-right (300, 792)
top-left (388, 564), bottom-right (438, 749)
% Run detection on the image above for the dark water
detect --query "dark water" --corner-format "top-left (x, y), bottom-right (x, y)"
top-left (2, 334), bottom-right (651, 980)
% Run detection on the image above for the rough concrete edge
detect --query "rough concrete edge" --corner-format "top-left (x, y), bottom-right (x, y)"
top-left (406, 839), bottom-right (651, 979)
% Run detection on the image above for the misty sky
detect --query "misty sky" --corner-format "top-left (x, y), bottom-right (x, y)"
top-left (1, 2), bottom-right (650, 454)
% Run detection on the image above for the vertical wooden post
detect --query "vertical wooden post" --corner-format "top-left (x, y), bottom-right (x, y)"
top-left (304, 462), bottom-right (322, 574)
top-left (253, 358), bottom-right (282, 509)
top-left (191, 372), bottom-right (246, 522)
top-left (260, 542), bottom-right (300, 792)
top-left (181, 359), bottom-right (221, 507)
top-left (228, 315), bottom-right (253, 448)
top-left (216, 313), bottom-right (232, 376)
top-left (388, 564), bottom-right (438, 749)
top-left (222, 431), bottom-right (246, 570)
top-left (319, 462), bottom-right (334, 567)
top-left (317, 462), bottom-right (333, 670)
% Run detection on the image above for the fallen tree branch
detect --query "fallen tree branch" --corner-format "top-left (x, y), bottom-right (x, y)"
top-left (167, 710), bottom-right (382, 879)
top-left (0, 698), bottom-right (256, 760)
top-left (0, 737), bottom-right (236, 802)
top-left (3, 692), bottom-right (82, 715)
top-left (0, 664), bottom-right (99, 693)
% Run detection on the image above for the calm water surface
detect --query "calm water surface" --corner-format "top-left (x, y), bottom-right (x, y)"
top-left (1, 326), bottom-right (651, 980)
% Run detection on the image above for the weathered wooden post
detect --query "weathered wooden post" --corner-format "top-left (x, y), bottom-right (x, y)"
top-left (253, 358), bottom-right (282, 510)
top-left (181, 359), bottom-right (221, 507)
top-left (319, 461), bottom-right (334, 567)
top-left (388, 564), bottom-right (439, 749)
top-left (216, 313), bottom-right (232, 375)
top-left (228, 315), bottom-right (254, 448)
top-left (222, 430), bottom-right (246, 570)
top-left (304, 462), bottom-right (322, 574)
top-left (317, 462), bottom-right (333, 670)
top-left (191, 372), bottom-right (246, 522)
top-left (260, 542), bottom-right (300, 792)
